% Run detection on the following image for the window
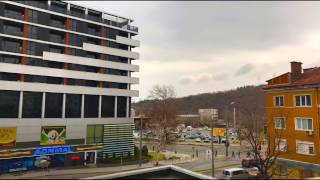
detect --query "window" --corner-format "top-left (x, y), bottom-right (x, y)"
top-left (70, 19), bottom-right (78, 31)
top-left (22, 92), bottom-right (42, 118)
top-left (0, 90), bottom-right (19, 118)
top-left (0, 72), bottom-right (19, 81)
top-left (295, 95), bottom-right (311, 107)
top-left (28, 9), bottom-right (38, 23)
top-left (65, 94), bottom-right (82, 118)
top-left (295, 118), bottom-right (312, 131)
top-left (0, 55), bottom-right (21, 64)
top-left (84, 95), bottom-right (99, 118)
top-left (3, 22), bottom-right (23, 36)
top-left (26, 42), bottom-right (36, 55)
top-left (274, 117), bottom-right (285, 129)
top-left (2, 39), bottom-right (22, 53)
top-left (101, 96), bottom-right (115, 117)
top-left (24, 74), bottom-right (47, 83)
top-left (274, 96), bottom-right (284, 107)
top-left (45, 93), bottom-right (63, 118)
top-left (86, 125), bottom-right (103, 144)
top-left (117, 96), bottom-right (127, 117)
top-left (279, 166), bottom-right (287, 176)
top-left (296, 141), bottom-right (315, 155)
top-left (275, 138), bottom-right (287, 152)
top-left (27, 26), bottom-right (37, 39)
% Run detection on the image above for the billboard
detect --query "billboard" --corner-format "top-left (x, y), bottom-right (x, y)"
top-left (0, 127), bottom-right (16, 147)
top-left (212, 128), bottom-right (225, 137)
top-left (40, 126), bottom-right (66, 145)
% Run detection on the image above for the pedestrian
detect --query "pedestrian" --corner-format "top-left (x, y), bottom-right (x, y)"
top-left (238, 151), bottom-right (241, 159)
top-left (232, 151), bottom-right (235, 158)
top-left (196, 149), bottom-right (198, 158)
top-left (152, 145), bottom-right (154, 151)
top-left (215, 150), bottom-right (217, 157)
top-left (247, 151), bottom-right (250, 158)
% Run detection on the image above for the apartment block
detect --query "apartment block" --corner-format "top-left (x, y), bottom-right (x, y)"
top-left (264, 61), bottom-right (320, 179)
top-left (0, 0), bottom-right (139, 173)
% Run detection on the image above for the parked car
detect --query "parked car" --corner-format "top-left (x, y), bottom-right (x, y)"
top-left (178, 137), bottom-right (186, 142)
top-left (195, 138), bottom-right (201, 142)
top-left (222, 168), bottom-right (249, 180)
top-left (241, 158), bottom-right (259, 168)
top-left (203, 138), bottom-right (210, 143)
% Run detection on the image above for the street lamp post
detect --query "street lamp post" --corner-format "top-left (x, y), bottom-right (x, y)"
top-left (139, 112), bottom-right (145, 167)
top-left (211, 109), bottom-right (218, 178)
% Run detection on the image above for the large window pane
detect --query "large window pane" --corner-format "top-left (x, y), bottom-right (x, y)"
top-left (22, 92), bottom-right (42, 118)
top-left (45, 93), bottom-right (62, 118)
top-left (117, 96), bottom-right (127, 118)
top-left (0, 90), bottom-right (19, 118)
top-left (84, 95), bottom-right (99, 118)
top-left (65, 94), bottom-right (82, 118)
top-left (101, 96), bottom-right (114, 117)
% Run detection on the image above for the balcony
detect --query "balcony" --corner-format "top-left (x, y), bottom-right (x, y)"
top-left (50, 20), bottom-right (65, 29)
top-left (3, 25), bottom-right (23, 37)
top-left (4, 9), bottom-right (24, 21)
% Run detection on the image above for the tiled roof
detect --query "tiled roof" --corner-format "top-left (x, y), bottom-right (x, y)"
top-left (292, 67), bottom-right (320, 86)
top-left (265, 67), bottom-right (320, 89)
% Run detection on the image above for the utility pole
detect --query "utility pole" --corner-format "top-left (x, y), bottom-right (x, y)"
top-left (211, 109), bottom-right (218, 178)
top-left (225, 116), bottom-right (229, 158)
top-left (233, 107), bottom-right (236, 130)
top-left (139, 112), bottom-right (145, 167)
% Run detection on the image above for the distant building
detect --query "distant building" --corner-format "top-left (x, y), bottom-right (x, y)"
top-left (264, 61), bottom-right (320, 179)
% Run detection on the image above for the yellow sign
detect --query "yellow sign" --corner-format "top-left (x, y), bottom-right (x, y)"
top-left (212, 128), bottom-right (225, 137)
top-left (0, 127), bottom-right (16, 147)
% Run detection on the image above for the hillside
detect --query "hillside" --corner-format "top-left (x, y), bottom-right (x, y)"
top-left (132, 85), bottom-right (265, 122)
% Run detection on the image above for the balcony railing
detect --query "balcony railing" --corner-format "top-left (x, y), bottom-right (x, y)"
top-left (4, 10), bottom-right (24, 21)
top-left (126, 25), bottom-right (138, 32)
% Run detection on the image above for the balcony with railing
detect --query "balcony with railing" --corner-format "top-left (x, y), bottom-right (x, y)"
top-left (4, 8), bottom-right (24, 21)
top-left (3, 24), bottom-right (23, 37)
top-left (50, 1), bottom-right (67, 14)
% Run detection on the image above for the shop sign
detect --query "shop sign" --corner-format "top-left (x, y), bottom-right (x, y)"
top-left (0, 127), bottom-right (17, 147)
top-left (74, 145), bottom-right (103, 152)
top-left (212, 128), bottom-right (225, 137)
top-left (33, 146), bottom-right (73, 156)
top-left (40, 126), bottom-right (66, 145)
top-left (0, 149), bottom-right (32, 158)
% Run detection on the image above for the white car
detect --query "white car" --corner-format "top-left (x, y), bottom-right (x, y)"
top-left (195, 138), bottom-right (201, 142)
top-left (222, 168), bottom-right (249, 179)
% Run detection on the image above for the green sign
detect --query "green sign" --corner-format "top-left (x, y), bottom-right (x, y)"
top-left (40, 126), bottom-right (66, 145)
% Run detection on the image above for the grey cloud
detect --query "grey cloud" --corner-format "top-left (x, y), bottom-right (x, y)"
top-left (212, 73), bottom-right (229, 81)
top-left (179, 77), bottom-right (193, 85)
top-left (235, 63), bottom-right (254, 76)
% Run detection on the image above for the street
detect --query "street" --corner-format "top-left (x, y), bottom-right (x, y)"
top-left (0, 143), bottom-right (245, 179)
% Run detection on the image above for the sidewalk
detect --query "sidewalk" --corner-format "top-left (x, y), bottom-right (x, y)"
top-left (0, 156), bottom-right (198, 179)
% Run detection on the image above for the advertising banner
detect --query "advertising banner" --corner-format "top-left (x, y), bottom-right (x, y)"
top-left (212, 128), bottom-right (225, 137)
top-left (40, 126), bottom-right (66, 145)
top-left (0, 127), bottom-right (16, 147)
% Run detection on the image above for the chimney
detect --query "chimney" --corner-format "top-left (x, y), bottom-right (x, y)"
top-left (290, 61), bottom-right (302, 82)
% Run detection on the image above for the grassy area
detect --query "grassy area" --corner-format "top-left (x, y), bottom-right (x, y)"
top-left (148, 151), bottom-right (166, 161)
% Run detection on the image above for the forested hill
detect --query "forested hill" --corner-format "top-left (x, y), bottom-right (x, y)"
top-left (132, 85), bottom-right (265, 120)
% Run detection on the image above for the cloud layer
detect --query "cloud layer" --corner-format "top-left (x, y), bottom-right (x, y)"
top-left (69, 1), bottom-right (320, 101)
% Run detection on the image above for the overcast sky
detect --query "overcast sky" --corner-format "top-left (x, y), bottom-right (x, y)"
top-left (70, 1), bottom-right (320, 101)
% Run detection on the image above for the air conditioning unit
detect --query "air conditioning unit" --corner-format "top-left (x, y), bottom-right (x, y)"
top-left (306, 130), bottom-right (313, 136)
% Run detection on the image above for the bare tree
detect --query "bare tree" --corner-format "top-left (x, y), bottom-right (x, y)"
top-left (239, 107), bottom-right (291, 179)
top-left (148, 85), bottom-right (177, 151)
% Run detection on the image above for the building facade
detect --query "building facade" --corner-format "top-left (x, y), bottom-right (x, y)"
top-left (0, 0), bottom-right (139, 173)
top-left (265, 62), bottom-right (320, 179)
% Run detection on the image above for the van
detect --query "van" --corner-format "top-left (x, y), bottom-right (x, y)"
top-left (222, 168), bottom-right (249, 179)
